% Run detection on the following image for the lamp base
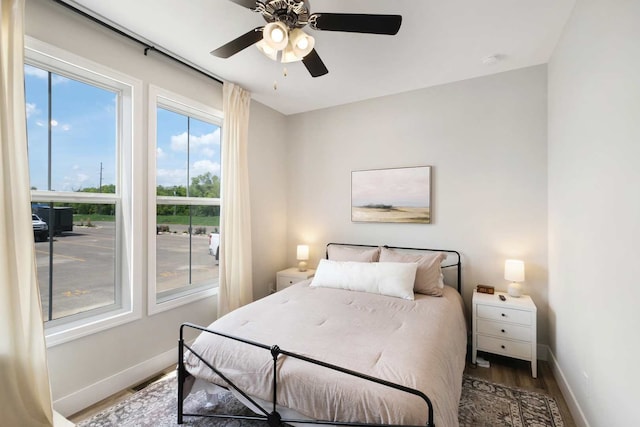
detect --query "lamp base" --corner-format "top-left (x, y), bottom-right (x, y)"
top-left (297, 261), bottom-right (307, 272)
top-left (508, 282), bottom-right (522, 298)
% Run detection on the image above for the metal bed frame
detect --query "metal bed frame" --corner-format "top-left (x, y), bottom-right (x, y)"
top-left (177, 243), bottom-right (462, 427)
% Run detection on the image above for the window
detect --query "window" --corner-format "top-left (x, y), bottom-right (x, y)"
top-left (148, 86), bottom-right (222, 313)
top-left (25, 37), bottom-right (142, 345)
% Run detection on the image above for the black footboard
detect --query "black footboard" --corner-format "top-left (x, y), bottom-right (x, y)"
top-left (178, 322), bottom-right (435, 427)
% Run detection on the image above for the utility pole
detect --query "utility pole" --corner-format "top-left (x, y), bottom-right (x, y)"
top-left (99, 162), bottom-right (103, 193)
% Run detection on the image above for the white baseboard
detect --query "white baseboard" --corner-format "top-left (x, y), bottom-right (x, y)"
top-left (53, 346), bottom-right (178, 417)
top-left (547, 348), bottom-right (591, 427)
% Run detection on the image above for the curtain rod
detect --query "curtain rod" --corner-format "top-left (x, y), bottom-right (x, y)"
top-left (50, 0), bottom-right (224, 85)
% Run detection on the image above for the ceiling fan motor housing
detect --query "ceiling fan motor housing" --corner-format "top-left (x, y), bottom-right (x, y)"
top-left (261, 0), bottom-right (310, 29)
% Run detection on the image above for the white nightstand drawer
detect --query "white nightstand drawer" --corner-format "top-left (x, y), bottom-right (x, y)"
top-left (277, 275), bottom-right (302, 290)
top-left (276, 268), bottom-right (315, 292)
top-left (476, 319), bottom-right (531, 341)
top-left (477, 335), bottom-right (532, 360)
top-left (477, 304), bottom-right (532, 326)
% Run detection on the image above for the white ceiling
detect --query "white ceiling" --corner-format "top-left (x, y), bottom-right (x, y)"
top-left (66, 0), bottom-right (575, 115)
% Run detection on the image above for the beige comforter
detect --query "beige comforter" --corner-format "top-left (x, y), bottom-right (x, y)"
top-left (184, 281), bottom-right (467, 427)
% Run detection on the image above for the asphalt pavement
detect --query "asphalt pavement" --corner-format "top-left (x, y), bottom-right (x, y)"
top-left (35, 222), bottom-right (218, 321)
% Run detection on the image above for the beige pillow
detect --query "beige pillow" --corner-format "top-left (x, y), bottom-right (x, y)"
top-left (379, 247), bottom-right (446, 296)
top-left (327, 245), bottom-right (380, 262)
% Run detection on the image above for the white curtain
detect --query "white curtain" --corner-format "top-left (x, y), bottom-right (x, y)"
top-left (218, 82), bottom-right (253, 316)
top-left (0, 0), bottom-right (55, 425)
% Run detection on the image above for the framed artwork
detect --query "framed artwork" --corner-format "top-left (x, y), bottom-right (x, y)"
top-left (351, 166), bottom-right (431, 224)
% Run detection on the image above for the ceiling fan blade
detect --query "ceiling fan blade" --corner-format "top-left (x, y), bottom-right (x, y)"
top-left (302, 49), bottom-right (329, 78)
top-left (210, 27), bottom-right (264, 58)
top-left (228, 0), bottom-right (261, 10)
top-left (310, 13), bottom-right (402, 35)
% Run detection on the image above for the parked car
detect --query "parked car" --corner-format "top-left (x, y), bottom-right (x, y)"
top-left (32, 214), bottom-right (49, 241)
top-left (208, 232), bottom-right (219, 264)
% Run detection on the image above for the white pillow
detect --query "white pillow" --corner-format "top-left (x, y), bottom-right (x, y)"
top-left (310, 259), bottom-right (417, 300)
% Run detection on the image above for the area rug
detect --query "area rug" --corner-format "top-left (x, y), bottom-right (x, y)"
top-left (78, 373), bottom-right (564, 427)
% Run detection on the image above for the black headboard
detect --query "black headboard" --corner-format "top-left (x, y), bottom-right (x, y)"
top-left (325, 243), bottom-right (462, 293)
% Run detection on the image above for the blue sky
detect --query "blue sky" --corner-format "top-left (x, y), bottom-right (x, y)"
top-left (24, 64), bottom-right (220, 192)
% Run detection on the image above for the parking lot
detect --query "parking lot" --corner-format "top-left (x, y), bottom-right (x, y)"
top-left (35, 222), bottom-right (218, 320)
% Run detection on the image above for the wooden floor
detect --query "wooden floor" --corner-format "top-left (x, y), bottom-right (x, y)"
top-left (70, 356), bottom-right (577, 426)
top-left (465, 352), bottom-right (576, 426)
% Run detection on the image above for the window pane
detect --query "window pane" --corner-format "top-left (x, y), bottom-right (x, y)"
top-left (157, 108), bottom-right (188, 191)
top-left (188, 117), bottom-right (221, 198)
top-left (36, 203), bottom-right (116, 321)
top-left (156, 205), bottom-right (219, 296)
top-left (25, 63), bottom-right (120, 323)
top-left (24, 64), bottom-right (50, 191)
top-left (25, 64), bottom-right (117, 192)
top-left (155, 104), bottom-right (221, 303)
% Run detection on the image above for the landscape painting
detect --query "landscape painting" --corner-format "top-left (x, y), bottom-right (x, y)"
top-left (351, 166), bottom-right (431, 224)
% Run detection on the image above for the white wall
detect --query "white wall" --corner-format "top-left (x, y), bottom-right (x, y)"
top-left (248, 101), bottom-right (289, 297)
top-left (547, 1), bottom-right (640, 425)
top-left (286, 66), bottom-right (549, 344)
top-left (26, 0), bottom-right (288, 415)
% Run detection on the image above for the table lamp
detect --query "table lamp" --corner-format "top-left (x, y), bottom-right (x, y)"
top-left (297, 245), bottom-right (309, 272)
top-left (504, 259), bottom-right (525, 297)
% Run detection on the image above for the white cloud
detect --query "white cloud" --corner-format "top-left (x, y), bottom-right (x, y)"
top-left (60, 172), bottom-right (90, 191)
top-left (26, 103), bottom-right (38, 119)
top-left (201, 148), bottom-right (216, 158)
top-left (191, 159), bottom-right (221, 176)
top-left (157, 168), bottom-right (187, 187)
top-left (157, 147), bottom-right (166, 159)
top-left (24, 65), bottom-right (69, 85)
top-left (170, 129), bottom-right (220, 153)
top-left (49, 119), bottom-right (71, 131)
top-left (24, 65), bottom-right (47, 79)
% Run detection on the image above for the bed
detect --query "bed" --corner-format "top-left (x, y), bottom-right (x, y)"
top-left (178, 244), bottom-right (467, 427)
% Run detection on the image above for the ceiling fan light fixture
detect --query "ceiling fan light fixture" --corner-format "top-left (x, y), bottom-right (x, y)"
top-left (263, 21), bottom-right (289, 50)
top-left (281, 43), bottom-right (302, 63)
top-left (289, 28), bottom-right (315, 58)
top-left (256, 39), bottom-right (279, 61)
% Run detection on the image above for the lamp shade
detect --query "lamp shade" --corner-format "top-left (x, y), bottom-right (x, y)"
top-left (296, 244), bottom-right (309, 272)
top-left (263, 22), bottom-right (289, 51)
top-left (256, 39), bottom-right (278, 61)
top-left (504, 259), bottom-right (525, 282)
top-left (280, 44), bottom-right (302, 63)
top-left (296, 245), bottom-right (309, 261)
top-left (289, 28), bottom-right (314, 58)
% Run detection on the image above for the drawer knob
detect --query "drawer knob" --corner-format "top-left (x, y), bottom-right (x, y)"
top-left (501, 329), bottom-right (506, 333)
top-left (501, 313), bottom-right (506, 317)
top-left (501, 345), bottom-right (506, 349)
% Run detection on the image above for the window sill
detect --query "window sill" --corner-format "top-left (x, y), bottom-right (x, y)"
top-left (45, 306), bottom-right (141, 348)
top-left (148, 285), bottom-right (219, 316)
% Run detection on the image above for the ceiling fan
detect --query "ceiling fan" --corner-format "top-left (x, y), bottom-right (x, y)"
top-left (210, 0), bottom-right (402, 77)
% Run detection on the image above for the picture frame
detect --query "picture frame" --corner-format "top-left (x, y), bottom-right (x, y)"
top-left (351, 166), bottom-right (431, 224)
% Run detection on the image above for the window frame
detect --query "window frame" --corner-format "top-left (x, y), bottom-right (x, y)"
top-left (147, 84), bottom-right (223, 315)
top-left (25, 36), bottom-right (144, 347)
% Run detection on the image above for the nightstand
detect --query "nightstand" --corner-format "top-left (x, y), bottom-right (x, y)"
top-left (276, 268), bottom-right (316, 291)
top-left (472, 290), bottom-right (538, 378)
